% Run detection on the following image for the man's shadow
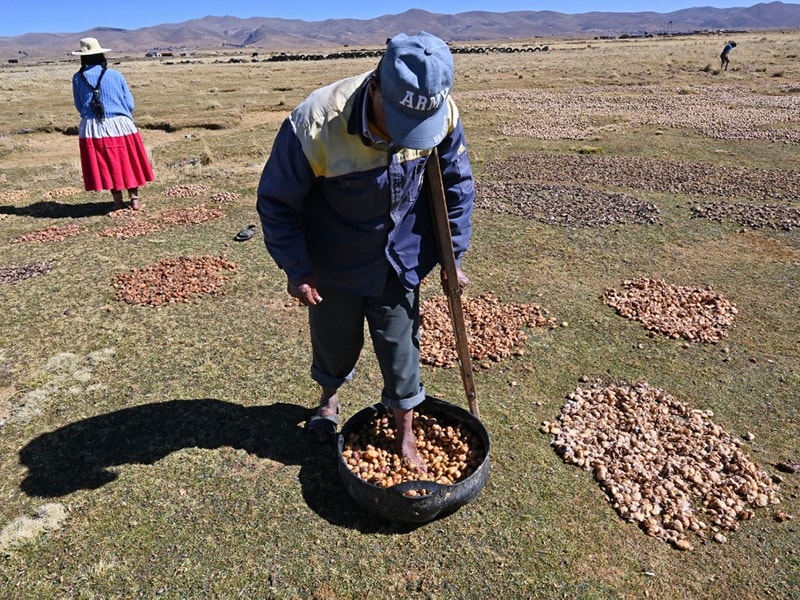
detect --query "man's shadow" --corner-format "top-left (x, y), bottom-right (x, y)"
top-left (18, 398), bottom-right (409, 532)
top-left (0, 200), bottom-right (112, 219)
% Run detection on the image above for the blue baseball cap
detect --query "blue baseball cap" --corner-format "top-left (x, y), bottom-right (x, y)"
top-left (379, 32), bottom-right (454, 150)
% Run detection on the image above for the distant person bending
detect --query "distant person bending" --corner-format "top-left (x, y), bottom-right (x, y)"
top-left (71, 37), bottom-right (154, 211)
top-left (720, 41), bottom-right (737, 72)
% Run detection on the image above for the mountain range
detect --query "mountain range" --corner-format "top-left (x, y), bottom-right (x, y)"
top-left (2, 2), bottom-right (800, 59)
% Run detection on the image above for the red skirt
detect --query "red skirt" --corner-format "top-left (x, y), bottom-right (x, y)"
top-left (78, 115), bottom-right (155, 192)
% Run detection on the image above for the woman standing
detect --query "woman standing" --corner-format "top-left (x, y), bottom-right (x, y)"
top-left (72, 37), bottom-right (154, 211)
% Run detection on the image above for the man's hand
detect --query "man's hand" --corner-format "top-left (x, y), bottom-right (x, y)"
top-left (440, 266), bottom-right (469, 295)
top-left (287, 275), bottom-right (323, 306)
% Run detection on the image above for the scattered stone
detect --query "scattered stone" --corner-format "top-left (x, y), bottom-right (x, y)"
top-left (775, 461), bottom-right (800, 474)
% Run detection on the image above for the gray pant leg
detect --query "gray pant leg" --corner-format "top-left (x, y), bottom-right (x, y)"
top-left (308, 290), bottom-right (364, 389)
top-left (365, 274), bottom-right (425, 411)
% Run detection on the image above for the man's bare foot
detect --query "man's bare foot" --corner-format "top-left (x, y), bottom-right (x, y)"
top-left (393, 408), bottom-right (427, 472)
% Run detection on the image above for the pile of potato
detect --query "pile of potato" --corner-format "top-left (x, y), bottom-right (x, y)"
top-left (98, 218), bottom-right (160, 240)
top-left (112, 255), bottom-right (237, 306)
top-left (341, 410), bottom-right (486, 495)
top-left (475, 180), bottom-right (660, 227)
top-left (161, 183), bottom-right (210, 198)
top-left (45, 187), bottom-right (83, 199)
top-left (691, 201), bottom-right (800, 231)
top-left (209, 191), bottom-right (241, 204)
top-left (11, 224), bottom-right (85, 244)
top-left (0, 261), bottom-right (52, 284)
top-left (603, 277), bottom-right (737, 343)
top-left (0, 189), bottom-right (29, 203)
top-left (100, 205), bottom-right (224, 239)
top-left (420, 292), bottom-right (557, 368)
top-left (155, 206), bottom-right (225, 227)
top-left (541, 382), bottom-right (781, 550)
top-left (480, 152), bottom-right (800, 204)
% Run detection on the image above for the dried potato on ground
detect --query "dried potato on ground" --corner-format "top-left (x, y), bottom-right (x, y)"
top-left (420, 292), bottom-right (556, 368)
top-left (542, 382), bottom-right (781, 550)
top-left (475, 180), bottom-right (660, 227)
top-left (0, 262), bottom-right (53, 284)
top-left (11, 224), bottom-right (86, 244)
top-left (691, 201), bottom-right (800, 231)
top-left (98, 219), bottom-right (160, 240)
top-left (162, 184), bottom-right (210, 198)
top-left (0, 189), bottom-right (29, 203)
top-left (46, 187), bottom-right (82, 199)
top-left (342, 410), bottom-right (486, 490)
top-left (209, 191), bottom-right (241, 204)
top-left (603, 277), bottom-right (737, 343)
top-left (156, 206), bottom-right (225, 227)
top-left (113, 255), bottom-right (237, 306)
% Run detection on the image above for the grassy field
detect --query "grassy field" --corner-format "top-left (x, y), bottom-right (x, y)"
top-left (1, 31), bottom-right (798, 599)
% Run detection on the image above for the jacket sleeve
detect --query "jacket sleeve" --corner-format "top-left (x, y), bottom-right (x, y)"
top-left (256, 118), bottom-right (315, 281)
top-left (435, 119), bottom-right (475, 264)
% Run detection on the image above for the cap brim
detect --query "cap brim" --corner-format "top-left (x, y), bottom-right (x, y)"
top-left (382, 98), bottom-right (449, 150)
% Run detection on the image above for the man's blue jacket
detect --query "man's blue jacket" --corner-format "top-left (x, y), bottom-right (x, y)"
top-left (257, 71), bottom-right (475, 297)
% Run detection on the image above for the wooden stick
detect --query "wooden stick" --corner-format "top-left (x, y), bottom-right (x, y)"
top-left (425, 147), bottom-right (480, 419)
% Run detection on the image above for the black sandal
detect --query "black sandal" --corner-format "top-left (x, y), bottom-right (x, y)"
top-left (305, 404), bottom-right (340, 442)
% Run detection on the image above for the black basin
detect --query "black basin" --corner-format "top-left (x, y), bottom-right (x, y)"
top-left (337, 395), bottom-right (491, 523)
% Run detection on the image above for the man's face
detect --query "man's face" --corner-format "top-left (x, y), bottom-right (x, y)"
top-left (368, 79), bottom-right (391, 142)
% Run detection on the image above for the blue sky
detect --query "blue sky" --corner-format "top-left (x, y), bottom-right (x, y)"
top-left (2, 1), bottom-right (762, 37)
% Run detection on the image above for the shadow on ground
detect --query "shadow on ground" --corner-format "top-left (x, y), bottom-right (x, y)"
top-left (0, 200), bottom-right (112, 218)
top-left (17, 398), bottom-right (420, 533)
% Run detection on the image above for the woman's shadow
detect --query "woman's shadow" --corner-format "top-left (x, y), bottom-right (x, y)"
top-left (18, 398), bottom-right (407, 532)
top-left (0, 200), bottom-right (112, 219)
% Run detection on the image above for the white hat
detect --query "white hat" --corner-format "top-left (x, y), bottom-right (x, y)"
top-left (71, 37), bottom-right (111, 56)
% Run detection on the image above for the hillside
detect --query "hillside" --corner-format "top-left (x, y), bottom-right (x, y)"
top-left (1, 2), bottom-right (800, 60)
